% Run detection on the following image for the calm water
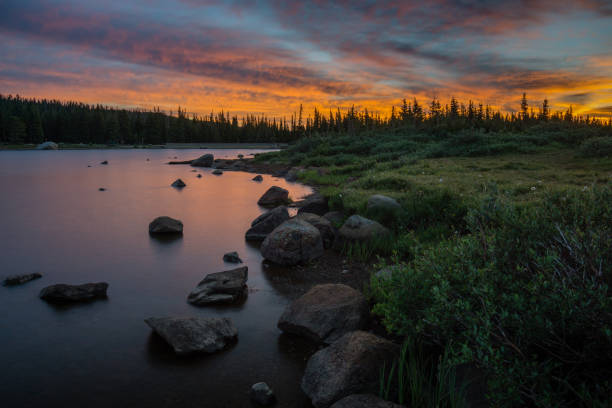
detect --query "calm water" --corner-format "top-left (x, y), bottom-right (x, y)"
top-left (0, 149), bottom-right (316, 408)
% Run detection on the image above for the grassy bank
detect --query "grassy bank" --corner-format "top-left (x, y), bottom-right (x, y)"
top-left (255, 125), bottom-right (612, 407)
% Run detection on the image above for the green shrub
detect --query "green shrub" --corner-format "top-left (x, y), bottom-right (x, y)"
top-left (579, 136), bottom-right (612, 157)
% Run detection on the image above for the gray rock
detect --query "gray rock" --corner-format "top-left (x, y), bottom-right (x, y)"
top-left (338, 215), bottom-right (390, 242)
top-left (366, 195), bottom-right (401, 213)
top-left (258, 186), bottom-right (290, 207)
top-left (36, 141), bottom-right (58, 150)
top-left (223, 251), bottom-right (242, 264)
top-left (98, 187), bottom-right (106, 191)
top-left (330, 394), bottom-right (404, 408)
top-left (171, 179), bottom-right (186, 188)
top-left (323, 211), bottom-right (345, 226)
top-left (297, 212), bottom-right (336, 249)
top-left (149, 216), bottom-right (183, 234)
top-left (278, 284), bottom-right (368, 344)
top-left (301, 331), bottom-right (399, 408)
top-left (250, 382), bottom-right (276, 406)
top-left (100, 160), bottom-right (108, 165)
top-left (39, 282), bottom-right (108, 303)
top-left (252, 175), bottom-right (264, 182)
top-left (298, 193), bottom-right (329, 216)
top-left (261, 219), bottom-right (324, 266)
top-left (245, 206), bottom-right (290, 241)
top-left (212, 169), bottom-right (223, 175)
top-left (145, 316), bottom-right (237, 355)
top-left (190, 153), bottom-right (214, 167)
top-left (3, 273), bottom-right (42, 286)
top-left (187, 266), bottom-right (248, 305)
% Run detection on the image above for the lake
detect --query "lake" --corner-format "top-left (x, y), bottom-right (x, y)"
top-left (0, 149), bottom-right (317, 408)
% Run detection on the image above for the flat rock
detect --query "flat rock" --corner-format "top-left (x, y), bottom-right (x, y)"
top-left (3, 273), bottom-right (42, 286)
top-left (330, 394), bottom-right (404, 408)
top-left (223, 251), bottom-right (242, 263)
top-left (149, 216), bottom-right (183, 234)
top-left (297, 212), bottom-right (336, 249)
top-left (145, 316), bottom-right (237, 355)
top-left (36, 141), bottom-right (58, 150)
top-left (257, 186), bottom-right (290, 207)
top-left (261, 219), bottom-right (324, 266)
top-left (278, 284), bottom-right (368, 344)
top-left (245, 206), bottom-right (290, 241)
top-left (250, 382), bottom-right (276, 406)
top-left (297, 193), bottom-right (329, 216)
top-left (39, 282), bottom-right (108, 303)
top-left (302, 331), bottom-right (399, 408)
top-left (171, 178), bottom-right (186, 187)
top-left (187, 266), bottom-right (248, 305)
top-left (190, 153), bottom-right (214, 167)
top-left (338, 215), bottom-right (390, 242)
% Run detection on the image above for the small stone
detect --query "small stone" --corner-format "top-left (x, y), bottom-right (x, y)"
top-left (149, 216), bottom-right (183, 234)
top-left (223, 251), bottom-right (242, 263)
top-left (250, 382), bottom-right (276, 406)
top-left (100, 160), bottom-right (108, 165)
top-left (212, 169), bottom-right (223, 175)
top-left (171, 179), bottom-right (186, 188)
top-left (3, 273), bottom-right (42, 286)
top-left (197, 174), bottom-right (202, 178)
top-left (99, 187), bottom-right (106, 191)
top-left (253, 175), bottom-right (264, 182)
top-left (39, 282), bottom-right (108, 303)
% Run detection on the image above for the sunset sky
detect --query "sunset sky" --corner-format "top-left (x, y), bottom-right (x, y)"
top-left (0, 0), bottom-right (611, 118)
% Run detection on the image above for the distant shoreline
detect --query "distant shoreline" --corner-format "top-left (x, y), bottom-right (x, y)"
top-left (0, 142), bottom-right (287, 150)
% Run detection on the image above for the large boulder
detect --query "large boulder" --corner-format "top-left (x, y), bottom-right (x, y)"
top-left (257, 186), bottom-right (290, 207)
top-left (330, 394), bottom-right (403, 408)
top-left (261, 219), bottom-right (323, 266)
top-left (278, 284), bottom-right (368, 344)
top-left (324, 211), bottom-right (345, 226)
top-left (149, 216), bottom-right (183, 234)
top-left (245, 206), bottom-right (290, 241)
top-left (36, 141), bottom-right (58, 150)
top-left (302, 331), bottom-right (398, 408)
top-left (39, 283), bottom-right (108, 303)
top-left (190, 153), bottom-right (214, 167)
top-left (187, 266), bottom-right (248, 305)
top-left (145, 316), bottom-right (237, 355)
top-left (338, 215), bottom-right (390, 242)
top-left (366, 195), bottom-right (401, 213)
top-left (298, 193), bottom-right (329, 216)
top-left (297, 212), bottom-right (336, 249)
top-left (3, 273), bottom-right (42, 286)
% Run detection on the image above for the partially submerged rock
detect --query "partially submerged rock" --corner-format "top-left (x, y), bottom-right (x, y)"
top-left (338, 215), bottom-right (390, 242)
top-left (98, 187), bottom-right (106, 191)
top-left (145, 316), bottom-right (237, 355)
top-left (297, 212), bottom-right (336, 249)
top-left (278, 284), bottom-right (368, 344)
top-left (261, 219), bottom-right (324, 266)
top-left (187, 266), bottom-right (248, 305)
top-left (149, 216), bottom-right (183, 234)
top-left (2, 273), bottom-right (42, 286)
top-left (223, 251), bottom-right (242, 264)
top-left (252, 175), bottom-right (263, 182)
top-left (39, 282), bottom-right (108, 303)
top-left (100, 160), bottom-right (108, 165)
top-left (250, 382), bottom-right (276, 406)
top-left (171, 178), bottom-right (186, 188)
top-left (36, 141), bottom-right (58, 150)
top-left (190, 153), bottom-right (214, 167)
top-left (212, 169), bottom-right (223, 175)
top-left (257, 186), bottom-right (290, 207)
top-left (301, 331), bottom-right (398, 408)
top-left (197, 174), bottom-right (202, 178)
top-left (330, 394), bottom-right (404, 408)
top-left (297, 193), bottom-right (329, 216)
top-left (245, 206), bottom-right (290, 241)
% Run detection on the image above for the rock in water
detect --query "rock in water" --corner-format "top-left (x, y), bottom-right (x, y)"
top-left (190, 154), bottom-right (214, 167)
top-left (39, 283), bottom-right (108, 303)
top-left (297, 193), bottom-right (329, 216)
top-left (330, 394), bottom-right (404, 408)
top-left (301, 331), bottom-right (398, 408)
top-left (366, 194), bottom-right (401, 213)
top-left (261, 219), bottom-right (323, 266)
top-left (252, 175), bottom-right (263, 182)
top-left (36, 141), bottom-right (58, 150)
top-left (149, 216), bottom-right (183, 234)
top-left (278, 284), bottom-right (368, 344)
top-left (223, 251), bottom-right (242, 263)
top-left (187, 266), bottom-right (248, 305)
top-left (100, 160), bottom-right (108, 165)
top-left (257, 186), bottom-right (290, 207)
top-left (196, 174), bottom-right (202, 178)
top-left (296, 212), bottom-right (336, 249)
top-left (171, 178), bottom-right (186, 188)
top-left (250, 382), bottom-right (276, 406)
top-left (2, 273), bottom-right (42, 286)
top-left (338, 215), bottom-right (390, 242)
top-left (212, 169), bottom-right (223, 175)
top-left (98, 187), bottom-right (106, 191)
top-left (245, 206), bottom-right (290, 241)
top-left (144, 316), bottom-right (237, 355)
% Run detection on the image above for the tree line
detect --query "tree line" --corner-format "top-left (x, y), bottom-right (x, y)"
top-left (0, 93), bottom-right (609, 145)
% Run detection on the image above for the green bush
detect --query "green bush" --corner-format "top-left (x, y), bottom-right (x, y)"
top-left (579, 136), bottom-right (612, 157)
top-left (371, 186), bottom-right (612, 407)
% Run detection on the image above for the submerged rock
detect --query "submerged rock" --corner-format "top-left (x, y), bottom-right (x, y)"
top-left (296, 212), bottom-right (336, 249)
top-left (187, 266), bottom-right (248, 305)
top-left (36, 141), bottom-right (58, 150)
top-left (330, 394), bottom-right (404, 408)
top-left (223, 251), bottom-right (242, 264)
top-left (261, 219), bottom-right (323, 266)
top-left (145, 316), bottom-right (237, 355)
top-left (149, 216), bottom-right (183, 234)
top-left (2, 273), bottom-right (42, 286)
top-left (39, 282), bottom-right (108, 303)
top-left (191, 153), bottom-right (214, 167)
top-left (257, 186), bottom-right (290, 207)
top-left (278, 284), bottom-right (368, 344)
top-left (302, 331), bottom-right (398, 408)
top-left (245, 206), bottom-right (290, 241)
top-left (297, 193), bottom-right (329, 216)
top-left (171, 178), bottom-right (186, 188)
top-left (252, 175), bottom-right (263, 182)
top-left (338, 215), bottom-right (390, 242)
top-left (250, 382), bottom-right (276, 406)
